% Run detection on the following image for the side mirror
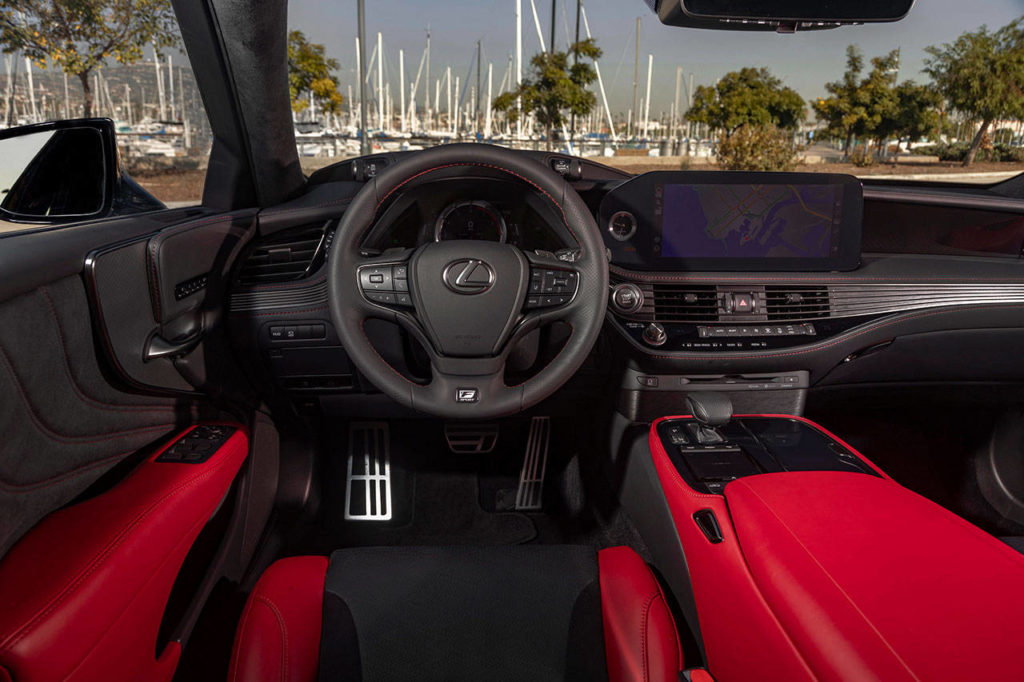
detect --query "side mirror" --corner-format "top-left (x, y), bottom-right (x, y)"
top-left (0, 118), bottom-right (120, 224)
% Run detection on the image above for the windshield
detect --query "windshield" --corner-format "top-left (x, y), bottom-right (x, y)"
top-left (286, 0), bottom-right (1024, 184)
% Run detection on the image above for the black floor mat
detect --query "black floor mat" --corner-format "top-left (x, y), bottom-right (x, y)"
top-left (289, 416), bottom-right (651, 558)
top-left (297, 420), bottom-right (537, 552)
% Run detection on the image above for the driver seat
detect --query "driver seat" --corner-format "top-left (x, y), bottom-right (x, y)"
top-left (228, 545), bottom-right (683, 682)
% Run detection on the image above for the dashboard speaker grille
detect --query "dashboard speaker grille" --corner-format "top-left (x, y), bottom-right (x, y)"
top-left (765, 286), bottom-right (831, 320)
top-left (652, 284), bottom-right (719, 322)
top-left (237, 223), bottom-right (328, 286)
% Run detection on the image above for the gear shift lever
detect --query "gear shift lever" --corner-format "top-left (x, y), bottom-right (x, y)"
top-left (686, 393), bottom-right (734, 444)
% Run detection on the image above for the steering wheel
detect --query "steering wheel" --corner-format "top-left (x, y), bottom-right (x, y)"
top-left (327, 144), bottom-right (609, 418)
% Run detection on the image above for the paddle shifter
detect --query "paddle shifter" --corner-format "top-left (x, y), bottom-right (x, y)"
top-left (685, 393), bottom-right (733, 445)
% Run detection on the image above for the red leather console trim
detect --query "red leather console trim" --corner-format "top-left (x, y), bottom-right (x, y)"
top-left (727, 471), bottom-right (1024, 681)
top-left (0, 424), bottom-right (248, 682)
top-left (599, 546), bottom-right (683, 682)
top-left (227, 556), bottom-right (328, 682)
top-left (648, 415), bottom-right (816, 682)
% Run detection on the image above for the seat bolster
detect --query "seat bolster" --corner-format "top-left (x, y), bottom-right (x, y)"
top-left (599, 546), bottom-right (683, 682)
top-left (229, 556), bottom-right (328, 682)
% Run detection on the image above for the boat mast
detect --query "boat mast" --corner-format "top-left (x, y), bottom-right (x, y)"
top-left (399, 48), bottom-right (405, 133)
top-left (643, 53), bottom-right (652, 139)
top-left (377, 32), bottom-right (384, 129)
top-left (632, 18), bottom-right (640, 140)
top-left (515, 0), bottom-right (522, 139)
top-left (357, 0), bottom-right (370, 154)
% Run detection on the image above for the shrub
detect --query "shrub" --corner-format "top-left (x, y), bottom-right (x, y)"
top-left (848, 146), bottom-right (877, 167)
top-left (715, 124), bottom-right (799, 171)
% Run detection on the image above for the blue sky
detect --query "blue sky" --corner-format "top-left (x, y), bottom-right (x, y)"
top-left (288, 0), bottom-right (1023, 116)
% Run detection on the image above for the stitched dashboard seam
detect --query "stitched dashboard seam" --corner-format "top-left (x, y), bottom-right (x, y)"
top-left (373, 162), bottom-right (575, 242)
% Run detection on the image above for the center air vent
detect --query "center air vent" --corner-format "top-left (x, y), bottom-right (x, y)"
top-left (652, 284), bottom-right (719, 322)
top-left (237, 223), bottom-right (329, 286)
top-left (765, 286), bottom-right (830, 320)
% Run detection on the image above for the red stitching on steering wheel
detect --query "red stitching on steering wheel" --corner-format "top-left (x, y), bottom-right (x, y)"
top-left (373, 161), bottom-right (579, 247)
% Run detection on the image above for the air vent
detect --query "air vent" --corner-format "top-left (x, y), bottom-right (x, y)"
top-left (652, 284), bottom-right (719, 322)
top-left (765, 286), bottom-right (830, 320)
top-left (237, 223), bottom-right (328, 286)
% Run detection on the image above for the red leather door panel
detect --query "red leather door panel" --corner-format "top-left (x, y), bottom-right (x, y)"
top-left (0, 425), bottom-right (248, 682)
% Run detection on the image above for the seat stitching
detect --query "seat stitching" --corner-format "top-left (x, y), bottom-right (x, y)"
top-left (254, 596), bottom-right (289, 682)
top-left (0, 446), bottom-right (241, 652)
top-left (231, 588), bottom-right (260, 682)
top-left (640, 592), bottom-right (658, 682)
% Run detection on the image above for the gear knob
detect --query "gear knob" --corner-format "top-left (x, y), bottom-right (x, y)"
top-left (686, 393), bottom-right (734, 428)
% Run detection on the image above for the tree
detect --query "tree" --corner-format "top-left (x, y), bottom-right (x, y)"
top-left (813, 46), bottom-right (902, 158)
top-left (287, 30), bottom-right (342, 117)
top-left (859, 50), bottom-right (900, 154)
top-left (887, 81), bottom-right (942, 151)
top-left (493, 39), bottom-right (600, 150)
top-left (1, 0), bottom-right (179, 117)
top-left (687, 67), bottom-right (805, 137)
top-left (925, 19), bottom-right (1024, 166)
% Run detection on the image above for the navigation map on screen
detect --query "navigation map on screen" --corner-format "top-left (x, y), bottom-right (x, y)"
top-left (656, 183), bottom-right (842, 259)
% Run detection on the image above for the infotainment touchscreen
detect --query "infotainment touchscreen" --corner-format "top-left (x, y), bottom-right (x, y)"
top-left (656, 183), bottom-right (843, 259)
top-left (599, 171), bottom-right (863, 272)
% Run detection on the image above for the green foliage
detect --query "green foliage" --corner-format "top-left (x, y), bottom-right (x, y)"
top-left (815, 45), bottom-right (944, 161)
top-left (1, 0), bottom-right (179, 116)
top-left (687, 67), bottom-right (804, 135)
top-left (925, 18), bottom-right (1024, 165)
top-left (993, 127), bottom-right (1016, 145)
top-left (714, 123), bottom-right (799, 171)
top-left (888, 81), bottom-right (943, 147)
top-left (848, 146), bottom-right (877, 167)
top-left (813, 46), bottom-right (908, 157)
top-left (493, 39), bottom-right (601, 150)
top-left (920, 141), bottom-right (1024, 163)
top-left (287, 30), bottom-right (343, 116)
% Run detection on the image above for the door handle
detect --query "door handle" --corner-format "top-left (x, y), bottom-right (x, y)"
top-left (144, 332), bottom-right (202, 361)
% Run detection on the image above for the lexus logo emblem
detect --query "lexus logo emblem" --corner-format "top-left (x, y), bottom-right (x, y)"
top-left (442, 259), bottom-right (495, 294)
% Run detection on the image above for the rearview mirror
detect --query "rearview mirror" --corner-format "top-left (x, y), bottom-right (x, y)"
top-left (651, 0), bottom-right (915, 32)
top-left (0, 119), bottom-right (119, 223)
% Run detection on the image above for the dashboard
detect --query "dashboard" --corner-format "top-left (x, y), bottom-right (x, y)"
top-left (360, 176), bottom-right (571, 254)
top-left (229, 149), bottom-right (1024, 417)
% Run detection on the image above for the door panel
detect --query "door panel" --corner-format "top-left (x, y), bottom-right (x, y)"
top-left (0, 210), bottom-right (254, 556)
top-left (0, 275), bottom-right (207, 556)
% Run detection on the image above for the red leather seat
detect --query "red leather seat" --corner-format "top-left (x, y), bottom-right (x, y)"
top-left (228, 545), bottom-right (683, 682)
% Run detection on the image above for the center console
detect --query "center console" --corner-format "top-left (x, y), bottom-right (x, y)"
top-left (615, 397), bottom-right (1024, 681)
top-left (653, 410), bottom-right (877, 494)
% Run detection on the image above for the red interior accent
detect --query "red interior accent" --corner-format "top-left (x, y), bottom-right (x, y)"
top-left (727, 471), bottom-right (1024, 680)
top-left (0, 424), bottom-right (248, 682)
top-left (648, 415), bottom-right (818, 681)
top-left (650, 414), bottom-right (1024, 681)
top-left (598, 546), bottom-right (683, 682)
top-left (228, 556), bottom-right (328, 682)
top-left (230, 547), bottom-right (681, 682)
